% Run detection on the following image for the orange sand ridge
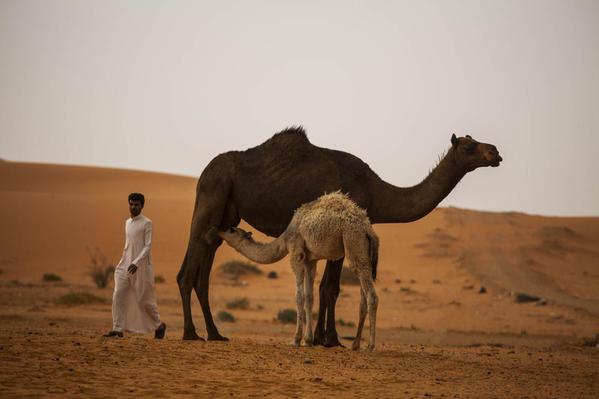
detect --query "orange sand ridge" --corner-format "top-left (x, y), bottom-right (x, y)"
top-left (1, 161), bottom-right (598, 398)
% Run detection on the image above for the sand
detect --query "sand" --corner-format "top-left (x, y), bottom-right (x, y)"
top-left (1, 161), bottom-right (598, 398)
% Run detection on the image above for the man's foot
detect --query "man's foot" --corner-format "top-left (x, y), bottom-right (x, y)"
top-left (103, 330), bottom-right (123, 338)
top-left (154, 322), bottom-right (167, 339)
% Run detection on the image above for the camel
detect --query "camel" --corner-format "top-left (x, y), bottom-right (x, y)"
top-left (176, 127), bottom-right (502, 344)
top-left (218, 192), bottom-right (380, 350)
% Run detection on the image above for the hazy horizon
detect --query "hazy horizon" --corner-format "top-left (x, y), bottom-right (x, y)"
top-left (1, 1), bottom-right (598, 217)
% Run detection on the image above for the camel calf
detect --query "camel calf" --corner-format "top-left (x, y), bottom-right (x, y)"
top-left (218, 192), bottom-right (379, 351)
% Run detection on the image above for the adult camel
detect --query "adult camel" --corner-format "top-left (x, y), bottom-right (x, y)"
top-left (176, 127), bottom-right (502, 345)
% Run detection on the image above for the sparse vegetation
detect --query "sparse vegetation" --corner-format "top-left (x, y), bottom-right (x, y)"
top-left (220, 260), bottom-right (262, 279)
top-left (42, 273), bottom-right (62, 282)
top-left (582, 334), bottom-right (599, 347)
top-left (154, 275), bottom-right (166, 284)
top-left (340, 266), bottom-right (360, 285)
top-left (277, 308), bottom-right (297, 324)
top-left (217, 310), bottom-right (236, 322)
top-left (87, 247), bottom-right (115, 288)
top-left (267, 271), bottom-right (278, 279)
top-left (226, 297), bottom-right (250, 310)
top-left (399, 324), bottom-right (421, 331)
top-left (56, 291), bottom-right (107, 306)
top-left (337, 319), bottom-right (356, 327)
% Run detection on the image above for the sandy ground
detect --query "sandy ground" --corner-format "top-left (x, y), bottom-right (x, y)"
top-left (1, 161), bottom-right (598, 398)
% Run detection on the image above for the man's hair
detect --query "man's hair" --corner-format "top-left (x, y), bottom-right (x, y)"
top-left (128, 192), bottom-right (145, 206)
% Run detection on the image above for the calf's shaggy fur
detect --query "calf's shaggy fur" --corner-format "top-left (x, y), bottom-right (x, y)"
top-left (218, 192), bottom-right (379, 350)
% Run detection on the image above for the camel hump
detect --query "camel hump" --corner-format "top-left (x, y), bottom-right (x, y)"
top-left (249, 126), bottom-right (311, 153)
top-left (269, 126), bottom-right (309, 143)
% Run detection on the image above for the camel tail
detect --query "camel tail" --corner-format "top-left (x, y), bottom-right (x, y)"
top-left (367, 231), bottom-right (379, 282)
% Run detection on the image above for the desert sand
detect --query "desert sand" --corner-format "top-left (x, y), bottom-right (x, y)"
top-left (1, 161), bottom-right (598, 398)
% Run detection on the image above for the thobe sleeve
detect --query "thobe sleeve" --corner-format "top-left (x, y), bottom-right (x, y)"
top-left (132, 221), bottom-right (152, 265)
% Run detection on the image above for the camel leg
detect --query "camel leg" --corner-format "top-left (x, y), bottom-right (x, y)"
top-left (313, 258), bottom-right (343, 347)
top-left (178, 170), bottom-right (233, 341)
top-left (291, 259), bottom-right (306, 347)
top-left (193, 199), bottom-right (239, 341)
top-left (193, 241), bottom-right (228, 341)
top-left (176, 250), bottom-right (203, 340)
top-left (312, 261), bottom-right (329, 346)
top-left (352, 287), bottom-right (367, 351)
top-left (361, 277), bottom-right (378, 351)
top-left (323, 258), bottom-right (343, 347)
top-left (303, 260), bottom-right (317, 346)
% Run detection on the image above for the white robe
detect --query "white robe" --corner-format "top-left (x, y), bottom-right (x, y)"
top-left (112, 214), bottom-right (161, 333)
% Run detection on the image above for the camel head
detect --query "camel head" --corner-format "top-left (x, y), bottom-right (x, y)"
top-left (450, 134), bottom-right (502, 172)
top-left (218, 227), bottom-right (253, 247)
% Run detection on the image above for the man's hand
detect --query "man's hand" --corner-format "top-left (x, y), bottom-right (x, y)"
top-left (127, 264), bottom-right (138, 275)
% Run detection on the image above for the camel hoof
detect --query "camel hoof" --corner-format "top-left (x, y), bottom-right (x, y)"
top-left (323, 335), bottom-right (344, 348)
top-left (351, 341), bottom-right (361, 351)
top-left (182, 331), bottom-right (205, 341)
top-left (207, 334), bottom-right (229, 342)
top-left (367, 344), bottom-right (375, 352)
top-left (312, 332), bottom-right (325, 346)
top-left (304, 339), bottom-right (314, 347)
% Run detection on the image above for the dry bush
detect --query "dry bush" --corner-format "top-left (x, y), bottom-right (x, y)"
top-left (277, 308), bottom-right (297, 324)
top-left (226, 297), bottom-right (250, 310)
top-left (56, 291), bottom-right (107, 306)
top-left (42, 273), bottom-right (62, 282)
top-left (217, 310), bottom-right (236, 322)
top-left (87, 247), bottom-right (115, 288)
top-left (220, 260), bottom-right (262, 279)
top-left (337, 319), bottom-right (356, 327)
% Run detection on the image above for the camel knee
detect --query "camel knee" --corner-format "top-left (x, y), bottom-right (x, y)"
top-left (176, 271), bottom-right (186, 288)
top-left (368, 291), bottom-right (378, 308)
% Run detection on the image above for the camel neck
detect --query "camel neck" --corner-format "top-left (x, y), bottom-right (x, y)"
top-left (369, 147), bottom-right (467, 223)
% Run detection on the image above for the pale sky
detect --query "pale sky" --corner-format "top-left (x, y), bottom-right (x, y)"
top-left (1, 0), bottom-right (598, 216)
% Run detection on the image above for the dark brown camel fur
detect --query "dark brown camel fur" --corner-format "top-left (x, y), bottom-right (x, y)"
top-left (176, 127), bottom-right (502, 344)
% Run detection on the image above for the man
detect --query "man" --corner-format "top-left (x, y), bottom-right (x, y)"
top-left (104, 192), bottom-right (166, 338)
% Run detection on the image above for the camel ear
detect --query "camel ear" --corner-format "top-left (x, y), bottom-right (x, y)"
top-left (451, 134), bottom-right (459, 147)
top-left (466, 134), bottom-right (472, 139)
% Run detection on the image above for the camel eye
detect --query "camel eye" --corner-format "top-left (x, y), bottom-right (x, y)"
top-left (465, 143), bottom-right (477, 153)
top-left (228, 227), bottom-right (236, 233)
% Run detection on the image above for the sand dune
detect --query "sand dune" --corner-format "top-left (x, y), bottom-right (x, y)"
top-left (1, 161), bottom-right (598, 397)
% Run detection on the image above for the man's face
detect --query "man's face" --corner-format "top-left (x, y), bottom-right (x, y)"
top-left (129, 200), bottom-right (143, 217)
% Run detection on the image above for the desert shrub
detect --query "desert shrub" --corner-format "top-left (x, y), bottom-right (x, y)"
top-left (220, 260), bottom-right (262, 279)
top-left (217, 310), bottom-right (236, 322)
top-left (154, 275), bottom-right (166, 284)
top-left (87, 247), bottom-right (115, 288)
top-left (340, 266), bottom-right (360, 285)
top-left (277, 308), bottom-right (297, 324)
top-left (56, 291), bottom-right (107, 306)
top-left (42, 273), bottom-right (62, 282)
top-left (337, 319), bottom-right (356, 327)
top-left (267, 271), bottom-right (278, 279)
top-left (226, 297), bottom-right (250, 310)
